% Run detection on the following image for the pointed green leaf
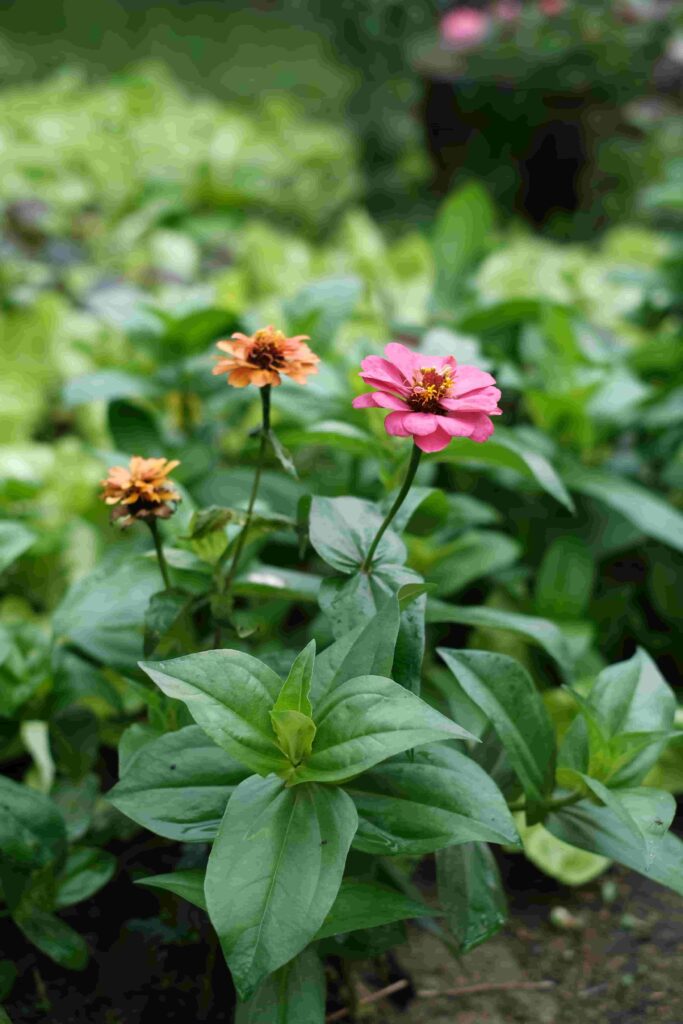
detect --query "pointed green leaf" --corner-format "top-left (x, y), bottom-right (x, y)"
top-left (137, 869), bottom-right (207, 910)
top-left (109, 725), bottom-right (249, 841)
top-left (349, 745), bottom-right (519, 856)
top-left (292, 675), bottom-right (475, 785)
top-left (437, 842), bottom-right (507, 952)
top-left (55, 847), bottom-right (115, 909)
top-left (140, 651), bottom-right (289, 776)
top-left (546, 801), bottom-right (683, 896)
top-left (309, 496), bottom-right (405, 573)
top-left (205, 775), bottom-right (357, 1000)
top-left (438, 649), bottom-right (555, 822)
top-left (235, 948), bottom-right (325, 1024)
top-left (270, 711), bottom-right (317, 766)
top-left (580, 777), bottom-right (675, 864)
top-left (0, 775), bottom-right (66, 870)
top-left (315, 881), bottom-right (439, 939)
top-left (273, 641), bottom-right (315, 717)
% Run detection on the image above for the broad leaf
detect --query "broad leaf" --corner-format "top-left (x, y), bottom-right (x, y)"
top-left (14, 906), bottom-right (88, 970)
top-left (271, 642), bottom-right (317, 764)
top-left (534, 536), bottom-right (595, 619)
top-left (0, 521), bottom-right (36, 574)
top-left (293, 674), bottom-right (475, 785)
top-left (140, 651), bottom-right (289, 776)
top-left (349, 745), bottom-right (519, 856)
top-left (428, 601), bottom-right (573, 675)
top-left (309, 496), bottom-right (405, 573)
top-left (591, 649), bottom-right (676, 739)
top-left (564, 465), bottom-right (683, 553)
top-left (436, 842), bottom-right (507, 952)
top-left (315, 881), bottom-right (438, 939)
top-left (432, 181), bottom-right (495, 308)
top-left (235, 948), bottom-right (326, 1024)
top-left (0, 775), bottom-right (66, 871)
top-left (205, 775), bottom-right (357, 999)
top-left (138, 869), bottom-right (207, 910)
top-left (546, 801), bottom-right (683, 896)
top-left (55, 847), bottom-right (116, 909)
top-left (435, 429), bottom-right (574, 511)
top-left (580, 777), bottom-right (675, 864)
top-left (438, 649), bottom-right (555, 822)
top-left (109, 725), bottom-right (248, 841)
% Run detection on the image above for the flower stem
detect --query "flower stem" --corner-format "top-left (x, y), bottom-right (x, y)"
top-left (361, 442), bottom-right (422, 573)
top-left (508, 789), bottom-right (583, 815)
top-left (214, 385), bottom-right (271, 646)
top-left (147, 518), bottom-right (171, 590)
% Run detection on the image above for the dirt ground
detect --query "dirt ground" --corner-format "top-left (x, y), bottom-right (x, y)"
top-left (5, 846), bottom-right (683, 1023)
top-left (354, 865), bottom-right (683, 1024)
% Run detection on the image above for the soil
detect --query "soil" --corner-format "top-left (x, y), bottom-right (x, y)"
top-left (4, 840), bottom-right (683, 1023)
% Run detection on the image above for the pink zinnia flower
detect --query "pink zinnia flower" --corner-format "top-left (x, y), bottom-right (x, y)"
top-left (494, 0), bottom-right (522, 22)
top-left (440, 7), bottom-right (491, 48)
top-left (538, 0), bottom-right (565, 15)
top-left (352, 342), bottom-right (501, 453)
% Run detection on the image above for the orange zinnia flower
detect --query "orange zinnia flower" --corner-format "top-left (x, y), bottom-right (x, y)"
top-left (101, 456), bottom-right (181, 526)
top-left (212, 326), bottom-right (319, 388)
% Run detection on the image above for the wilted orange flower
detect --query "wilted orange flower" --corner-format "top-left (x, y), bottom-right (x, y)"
top-left (101, 456), bottom-right (180, 526)
top-left (213, 326), bottom-right (319, 388)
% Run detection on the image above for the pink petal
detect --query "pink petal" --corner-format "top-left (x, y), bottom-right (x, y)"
top-left (414, 427), bottom-right (453, 453)
top-left (384, 411), bottom-right (412, 437)
top-left (384, 342), bottom-right (419, 379)
top-left (353, 391), bottom-right (409, 411)
top-left (441, 386), bottom-right (501, 413)
top-left (359, 355), bottom-right (409, 390)
top-left (402, 412), bottom-right (440, 436)
top-left (453, 366), bottom-right (497, 396)
top-left (438, 412), bottom-right (496, 442)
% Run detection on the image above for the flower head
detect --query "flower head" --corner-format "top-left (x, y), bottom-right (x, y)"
top-left (101, 456), bottom-right (181, 526)
top-left (440, 7), bottom-right (491, 48)
top-left (213, 326), bottom-right (319, 388)
top-left (538, 0), bottom-right (566, 15)
top-left (352, 342), bottom-right (501, 453)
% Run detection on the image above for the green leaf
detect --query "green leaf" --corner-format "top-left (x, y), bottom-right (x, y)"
top-left (107, 399), bottom-right (164, 456)
top-left (433, 182), bottom-right (495, 309)
top-left (0, 961), bottom-right (16, 1002)
top-left (546, 801), bottom-right (683, 896)
top-left (14, 902), bottom-right (88, 970)
top-left (438, 649), bottom-right (555, 822)
top-left (144, 588), bottom-right (195, 658)
top-left (140, 651), bottom-right (289, 777)
top-left (54, 556), bottom-right (161, 672)
top-left (293, 674), bottom-right (475, 785)
top-left (268, 430), bottom-right (298, 479)
top-left (205, 775), bottom-right (357, 1000)
top-left (279, 421), bottom-right (376, 458)
top-left (62, 369), bottom-right (159, 408)
top-left (315, 881), bottom-right (439, 939)
top-left (428, 601), bottom-right (573, 675)
top-left (534, 536), bottom-right (595, 619)
top-left (580, 777), bottom-right (675, 864)
top-left (591, 649), bottom-right (676, 738)
top-left (55, 847), bottom-right (116, 909)
top-left (235, 947), bottom-right (326, 1024)
top-left (426, 530), bottom-right (520, 598)
top-left (0, 521), bottom-right (36, 573)
top-left (137, 869), bottom-right (207, 911)
top-left (349, 744), bottom-right (519, 856)
top-left (109, 725), bottom-right (249, 841)
top-left (309, 496), bottom-right (405, 573)
top-left (319, 565), bottom-right (426, 693)
top-left (563, 465), bottom-right (683, 553)
top-left (435, 429), bottom-right (574, 511)
top-left (316, 594), bottom-right (400, 698)
top-left (0, 776), bottom-right (66, 872)
top-left (436, 842), bottom-right (507, 952)
top-left (273, 642), bottom-right (315, 718)
top-left (270, 712), bottom-right (317, 766)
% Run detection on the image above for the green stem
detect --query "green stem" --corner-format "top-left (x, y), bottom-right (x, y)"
top-left (147, 518), bottom-right (171, 590)
top-left (508, 789), bottom-right (583, 815)
top-left (361, 442), bottom-right (422, 572)
top-left (214, 385), bottom-right (271, 646)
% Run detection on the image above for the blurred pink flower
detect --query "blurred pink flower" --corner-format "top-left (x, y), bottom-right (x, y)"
top-left (352, 342), bottom-right (501, 453)
top-left (440, 7), bottom-right (491, 48)
top-left (538, 0), bottom-right (566, 15)
top-left (494, 0), bottom-right (523, 22)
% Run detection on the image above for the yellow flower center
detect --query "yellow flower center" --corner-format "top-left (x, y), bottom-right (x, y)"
top-left (408, 366), bottom-right (454, 412)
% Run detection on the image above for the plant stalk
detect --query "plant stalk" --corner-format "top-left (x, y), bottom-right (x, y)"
top-left (214, 384), bottom-right (271, 646)
top-left (361, 442), bottom-right (422, 572)
top-left (147, 518), bottom-right (171, 590)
